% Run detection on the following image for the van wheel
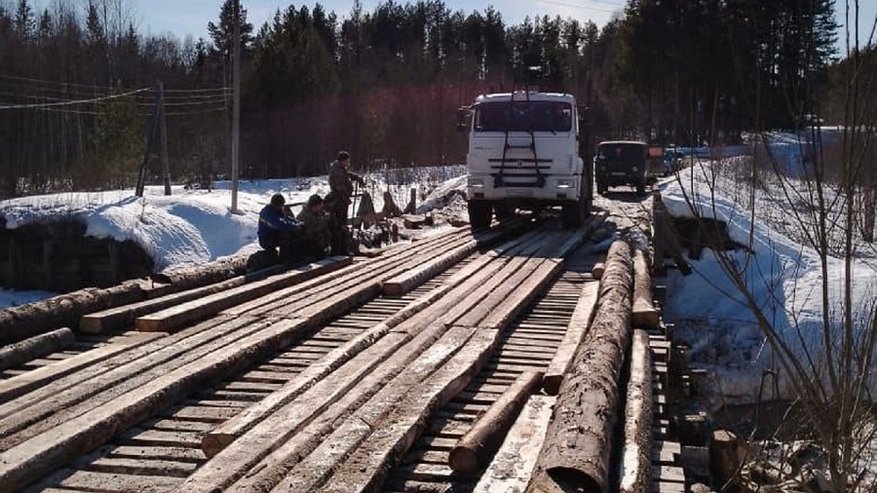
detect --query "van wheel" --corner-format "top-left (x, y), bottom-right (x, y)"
top-left (468, 200), bottom-right (493, 230)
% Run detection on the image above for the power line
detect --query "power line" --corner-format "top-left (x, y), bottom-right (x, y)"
top-left (0, 73), bottom-right (120, 91)
top-left (0, 88), bottom-right (149, 110)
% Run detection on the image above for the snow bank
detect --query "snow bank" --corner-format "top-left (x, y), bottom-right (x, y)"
top-left (0, 166), bottom-right (468, 275)
top-left (0, 289), bottom-right (56, 310)
top-left (659, 160), bottom-right (877, 403)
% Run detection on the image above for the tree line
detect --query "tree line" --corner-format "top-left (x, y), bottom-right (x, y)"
top-left (0, 0), bottom-right (852, 197)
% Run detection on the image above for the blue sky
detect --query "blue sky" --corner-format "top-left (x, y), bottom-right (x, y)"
top-left (25, 0), bottom-right (876, 53)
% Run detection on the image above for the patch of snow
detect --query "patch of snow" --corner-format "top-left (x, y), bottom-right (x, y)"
top-left (659, 159), bottom-right (877, 404)
top-left (0, 289), bottom-right (56, 310)
top-left (0, 166), bottom-right (468, 274)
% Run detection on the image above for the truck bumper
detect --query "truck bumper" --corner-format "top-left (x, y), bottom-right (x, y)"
top-left (467, 174), bottom-right (581, 203)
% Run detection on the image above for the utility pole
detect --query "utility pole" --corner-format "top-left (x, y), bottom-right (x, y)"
top-left (159, 80), bottom-right (171, 196)
top-left (231, 0), bottom-right (241, 213)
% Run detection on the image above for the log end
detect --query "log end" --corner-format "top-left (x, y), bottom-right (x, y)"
top-left (381, 282), bottom-right (404, 297)
top-left (631, 309), bottom-right (660, 329)
top-left (591, 262), bottom-right (605, 280)
top-left (202, 433), bottom-right (233, 459)
top-left (78, 316), bottom-right (105, 334)
top-left (448, 446), bottom-right (481, 474)
top-left (541, 374), bottom-right (562, 396)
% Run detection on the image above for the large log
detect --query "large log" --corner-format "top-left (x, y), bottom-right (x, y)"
top-left (0, 281), bottom-right (144, 346)
top-left (135, 257), bottom-right (350, 331)
top-left (525, 240), bottom-right (633, 493)
top-left (543, 281), bottom-right (600, 395)
top-left (0, 317), bottom-right (311, 493)
top-left (148, 251), bottom-right (279, 293)
top-left (618, 330), bottom-right (653, 493)
top-left (0, 328), bottom-right (75, 372)
top-left (449, 371), bottom-right (544, 473)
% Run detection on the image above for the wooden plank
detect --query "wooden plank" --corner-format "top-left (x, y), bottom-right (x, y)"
top-left (472, 395), bottom-right (556, 493)
top-left (0, 317), bottom-right (310, 493)
top-left (449, 371), bottom-right (543, 473)
top-left (88, 456), bottom-right (198, 477)
top-left (543, 281), bottom-right (600, 395)
top-left (135, 256), bottom-right (350, 332)
top-left (0, 316), bottom-right (260, 447)
top-left (619, 330), bottom-right (654, 493)
top-left (53, 469), bottom-right (183, 493)
top-left (0, 328), bottom-right (75, 372)
top-left (0, 332), bottom-right (164, 406)
top-left (382, 228), bottom-right (505, 295)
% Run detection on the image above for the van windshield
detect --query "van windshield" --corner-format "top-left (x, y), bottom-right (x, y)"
top-left (597, 144), bottom-right (647, 161)
top-left (474, 101), bottom-right (573, 133)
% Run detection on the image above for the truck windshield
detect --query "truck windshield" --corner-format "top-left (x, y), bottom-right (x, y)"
top-left (474, 101), bottom-right (573, 133)
top-left (597, 144), bottom-right (647, 160)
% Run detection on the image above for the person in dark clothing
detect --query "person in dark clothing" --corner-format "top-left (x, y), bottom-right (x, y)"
top-left (327, 150), bottom-right (365, 254)
top-left (258, 193), bottom-right (301, 260)
top-left (296, 194), bottom-right (331, 259)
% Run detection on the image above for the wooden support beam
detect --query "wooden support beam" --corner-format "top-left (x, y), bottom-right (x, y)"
top-left (525, 240), bottom-right (633, 493)
top-left (382, 228), bottom-right (505, 296)
top-left (449, 371), bottom-right (543, 473)
top-left (592, 262), bottom-right (605, 280)
top-left (0, 328), bottom-right (75, 372)
top-left (0, 317), bottom-right (310, 493)
top-left (0, 333), bottom-right (163, 403)
top-left (80, 263), bottom-right (292, 333)
top-left (619, 330), bottom-right (653, 493)
top-left (472, 395), bottom-right (556, 493)
top-left (135, 257), bottom-right (350, 332)
top-left (543, 281), bottom-right (600, 395)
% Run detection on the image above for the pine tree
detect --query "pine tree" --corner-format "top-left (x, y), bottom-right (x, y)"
top-left (207, 0), bottom-right (254, 62)
top-left (13, 0), bottom-right (34, 38)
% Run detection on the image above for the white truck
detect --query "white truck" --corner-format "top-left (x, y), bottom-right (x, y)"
top-left (462, 91), bottom-right (593, 229)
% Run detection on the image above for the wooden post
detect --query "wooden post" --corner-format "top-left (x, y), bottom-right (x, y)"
top-left (158, 81), bottom-right (171, 196)
top-left (135, 85), bottom-right (162, 197)
top-left (230, 0), bottom-right (241, 213)
top-left (404, 187), bottom-right (417, 214)
top-left (449, 371), bottom-right (543, 473)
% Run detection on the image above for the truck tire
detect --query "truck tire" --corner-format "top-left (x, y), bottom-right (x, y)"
top-left (561, 199), bottom-right (586, 228)
top-left (494, 204), bottom-right (515, 222)
top-left (636, 181), bottom-right (646, 195)
top-left (597, 180), bottom-right (608, 195)
top-left (468, 200), bottom-right (492, 230)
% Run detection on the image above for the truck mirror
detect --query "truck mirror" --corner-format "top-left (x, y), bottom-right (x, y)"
top-left (456, 107), bottom-right (469, 132)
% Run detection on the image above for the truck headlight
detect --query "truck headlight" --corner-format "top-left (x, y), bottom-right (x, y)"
top-left (469, 177), bottom-right (485, 188)
top-left (556, 179), bottom-right (573, 189)
top-left (632, 166), bottom-right (638, 172)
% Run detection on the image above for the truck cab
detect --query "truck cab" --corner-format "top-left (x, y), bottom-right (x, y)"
top-left (464, 91), bottom-right (593, 229)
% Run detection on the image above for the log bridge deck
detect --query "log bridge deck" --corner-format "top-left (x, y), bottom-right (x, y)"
top-left (0, 212), bottom-right (688, 493)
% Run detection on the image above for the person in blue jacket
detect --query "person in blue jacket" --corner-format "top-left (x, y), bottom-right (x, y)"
top-left (258, 193), bottom-right (301, 260)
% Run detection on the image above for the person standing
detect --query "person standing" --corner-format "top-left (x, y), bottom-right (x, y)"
top-left (258, 193), bottom-right (301, 260)
top-left (328, 150), bottom-right (365, 254)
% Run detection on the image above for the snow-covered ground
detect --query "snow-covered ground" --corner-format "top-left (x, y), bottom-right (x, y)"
top-left (0, 166), bottom-right (468, 309)
top-left (660, 152), bottom-right (877, 404)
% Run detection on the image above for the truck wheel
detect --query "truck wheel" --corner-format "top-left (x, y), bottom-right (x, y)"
top-left (597, 181), bottom-right (608, 195)
top-left (561, 200), bottom-right (586, 228)
top-left (636, 181), bottom-right (646, 195)
top-left (468, 200), bottom-right (492, 230)
top-left (494, 204), bottom-right (515, 222)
